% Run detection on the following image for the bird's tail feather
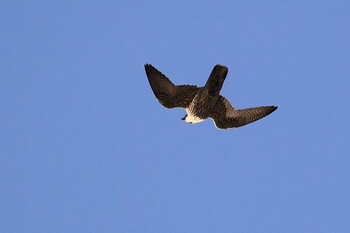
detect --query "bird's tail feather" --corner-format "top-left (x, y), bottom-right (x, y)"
top-left (204, 64), bottom-right (228, 96)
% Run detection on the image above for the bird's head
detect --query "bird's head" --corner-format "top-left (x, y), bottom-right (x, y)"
top-left (181, 114), bottom-right (188, 122)
top-left (181, 114), bottom-right (192, 124)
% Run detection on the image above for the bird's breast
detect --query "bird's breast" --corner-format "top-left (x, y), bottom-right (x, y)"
top-left (185, 108), bottom-right (205, 124)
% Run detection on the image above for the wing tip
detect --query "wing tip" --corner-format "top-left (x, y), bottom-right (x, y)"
top-left (144, 63), bottom-right (153, 70)
top-left (271, 105), bottom-right (278, 113)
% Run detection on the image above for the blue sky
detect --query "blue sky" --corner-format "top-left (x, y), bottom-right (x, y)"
top-left (1, 1), bottom-right (349, 232)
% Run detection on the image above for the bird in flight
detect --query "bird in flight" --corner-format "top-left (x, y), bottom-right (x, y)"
top-left (144, 64), bottom-right (277, 129)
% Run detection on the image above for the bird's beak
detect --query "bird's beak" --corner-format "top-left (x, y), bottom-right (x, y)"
top-left (181, 115), bottom-right (187, 120)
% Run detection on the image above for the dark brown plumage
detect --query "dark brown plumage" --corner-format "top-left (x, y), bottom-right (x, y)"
top-left (209, 96), bottom-right (278, 129)
top-left (145, 64), bottom-right (199, 108)
top-left (145, 64), bottom-right (277, 129)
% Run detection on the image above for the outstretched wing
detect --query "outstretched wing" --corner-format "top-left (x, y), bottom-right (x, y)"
top-left (145, 64), bottom-right (199, 108)
top-left (209, 96), bottom-right (277, 129)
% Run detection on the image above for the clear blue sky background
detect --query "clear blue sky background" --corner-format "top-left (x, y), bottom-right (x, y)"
top-left (1, 1), bottom-right (349, 232)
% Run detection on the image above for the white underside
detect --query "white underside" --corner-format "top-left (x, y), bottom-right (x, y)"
top-left (184, 109), bottom-right (205, 124)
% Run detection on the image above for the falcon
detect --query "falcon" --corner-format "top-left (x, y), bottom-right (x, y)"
top-left (144, 64), bottom-right (277, 129)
